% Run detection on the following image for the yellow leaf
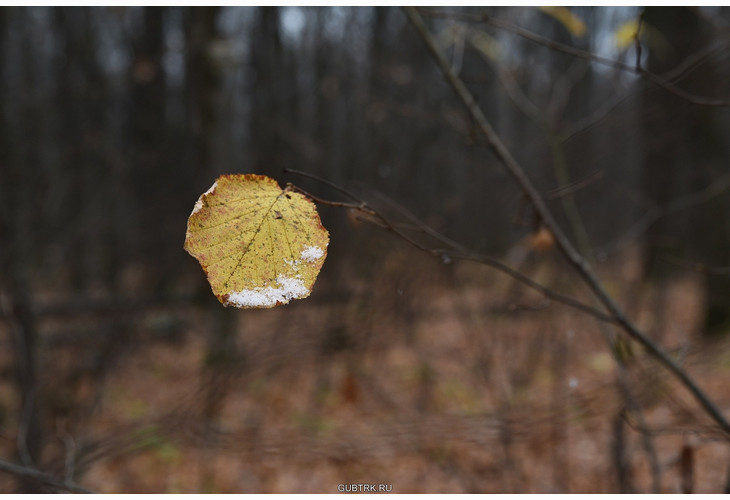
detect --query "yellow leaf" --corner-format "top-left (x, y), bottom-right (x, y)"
top-left (184, 174), bottom-right (329, 308)
top-left (538, 6), bottom-right (587, 38)
top-left (469, 31), bottom-right (501, 62)
top-left (614, 18), bottom-right (639, 51)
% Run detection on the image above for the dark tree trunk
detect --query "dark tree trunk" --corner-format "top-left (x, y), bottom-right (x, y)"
top-left (641, 7), bottom-right (730, 336)
top-left (249, 6), bottom-right (284, 175)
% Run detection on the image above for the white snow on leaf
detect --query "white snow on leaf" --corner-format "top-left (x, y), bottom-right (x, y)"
top-left (224, 275), bottom-right (309, 308)
top-left (191, 180), bottom-right (218, 216)
top-left (300, 245), bottom-right (324, 263)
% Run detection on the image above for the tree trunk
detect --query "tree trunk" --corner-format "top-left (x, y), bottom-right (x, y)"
top-left (640, 7), bottom-right (730, 336)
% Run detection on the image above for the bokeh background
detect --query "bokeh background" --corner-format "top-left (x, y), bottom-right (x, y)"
top-left (2, 6), bottom-right (730, 493)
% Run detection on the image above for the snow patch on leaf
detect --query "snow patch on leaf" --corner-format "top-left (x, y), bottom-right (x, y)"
top-left (191, 180), bottom-right (218, 216)
top-left (301, 245), bottom-right (325, 263)
top-left (224, 275), bottom-right (309, 308)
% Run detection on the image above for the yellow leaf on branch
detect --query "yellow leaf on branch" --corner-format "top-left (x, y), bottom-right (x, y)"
top-left (614, 18), bottom-right (639, 51)
top-left (538, 6), bottom-right (587, 38)
top-left (184, 174), bottom-right (329, 308)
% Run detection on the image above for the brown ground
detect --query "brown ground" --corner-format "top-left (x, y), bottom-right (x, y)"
top-left (2, 244), bottom-right (730, 493)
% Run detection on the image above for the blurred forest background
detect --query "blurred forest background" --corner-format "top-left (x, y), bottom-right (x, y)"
top-left (2, 5), bottom-right (730, 493)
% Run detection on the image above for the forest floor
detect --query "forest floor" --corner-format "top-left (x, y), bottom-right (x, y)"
top-left (2, 245), bottom-right (730, 493)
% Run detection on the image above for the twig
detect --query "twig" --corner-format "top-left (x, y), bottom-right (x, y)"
top-left (490, 54), bottom-right (595, 258)
top-left (614, 358), bottom-right (663, 492)
top-left (283, 167), bottom-right (364, 204)
top-left (369, 190), bottom-right (471, 253)
top-left (443, 250), bottom-right (617, 324)
top-left (286, 183), bottom-right (368, 213)
top-left (547, 170), bottom-right (604, 200)
top-left (622, 412), bottom-right (726, 440)
top-left (490, 42), bottom-right (662, 489)
top-left (57, 419), bottom-right (77, 484)
top-left (286, 171), bottom-right (616, 324)
top-left (0, 458), bottom-right (93, 494)
top-left (662, 254), bottom-right (730, 277)
top-left (562, 36), bottom-right (730, 144)
top-left (598, 170), bottom-right (730, 256)
top-left (560, 88), bottom-right (634, 144)
top-left (418, 8), bottom-right (730, 107)
top-left (17, 387), bottom-right (37, 467)
top-left (634, 10), bottom-right (645, 71)
top-left (404, 6), bottom-right (730, 438)
top-left (375, 204), bottom-right (618, 324)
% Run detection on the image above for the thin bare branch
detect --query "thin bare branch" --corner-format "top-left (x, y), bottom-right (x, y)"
top-left (404, 6), bottom-right (730, 438)
top-left (377, 214), bottom-right (619, 324)
top-left (565, 34), bottom-right (730, 143)
top-left (598, 171), bottom-right (730, 256)
top-left (560, 88), bottom-right (634, 144)
top-left (418, 8), bottom-right (730, 107)
top-left (441, 250), bottom-right (618, 324)
top-left (562, 36), bottom-right (730, 143)
top-left (286, 184), bottom-right (368, 213)
top-left (289, 171), bottom-right (617, 324)
top-left (634, 10), bottom-right (645, 71)
top-left (283, 167), bottom-right (364, 204)
top-left (662, 254), bottom-right (730, 277)
top-left (488, 38), bottom-right (662, 488)
top-left (547, 170), bottom-right (604, 200)
top-left (0, 458), bottom-right (93, 494)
